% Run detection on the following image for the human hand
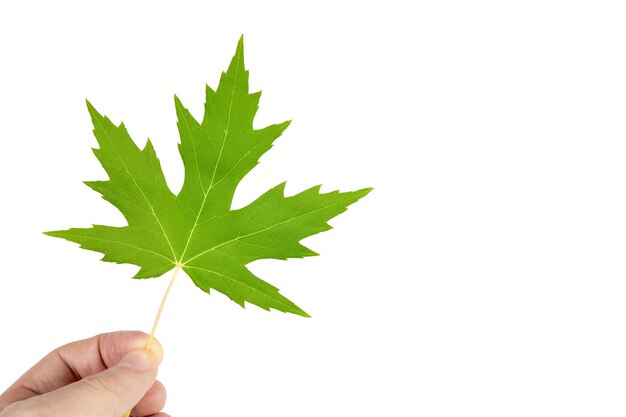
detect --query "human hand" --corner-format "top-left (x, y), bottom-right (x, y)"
top-left (0, 331), bottom-right (168, 417)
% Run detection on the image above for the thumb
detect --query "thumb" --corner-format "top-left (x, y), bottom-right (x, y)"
top-left (32, 348), bottom-right (160, 417)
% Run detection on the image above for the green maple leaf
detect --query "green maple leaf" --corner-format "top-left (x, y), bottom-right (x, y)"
top-left (46, 37), bottom-right (371, 317)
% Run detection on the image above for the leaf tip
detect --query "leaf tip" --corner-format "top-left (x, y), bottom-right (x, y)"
top-left (83, 180), bottom-right (99, 192)
top-left (173, 93), bottom-right (183, 108)
top-left (227, 35), bottom-right (246, 73)
top-left (205, 83), bottom-right (216, 95)
top-left (359, 187), bottom-right (374, 196)
top-left (85, 99), bottom-right (99, 116)
top-left (85, 100), bottom-right (107, 129)
top-left (43, 230), bottom-right (64, 239)
top-left (302, 246), bottom-right (320, 257)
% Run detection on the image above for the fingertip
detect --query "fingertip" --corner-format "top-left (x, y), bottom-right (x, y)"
top-left (100, 331), bottom-right (164, 368)
top-left (131, 380), bottom-right (166, 416)
top-left (147, 337), bottom-right (164, 365)
top-left (118, 349), bottom-right (156, 372)
top-left (99, 331), bottom-right (151, 366)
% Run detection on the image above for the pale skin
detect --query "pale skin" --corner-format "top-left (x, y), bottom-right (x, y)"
top-left (0, 331), bottom-right (169, 417)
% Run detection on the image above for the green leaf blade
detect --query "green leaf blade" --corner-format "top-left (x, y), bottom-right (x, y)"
top-left (45, 226), bottom-right (175, 278)
top-left (182, 184), bottom-right (372, 265)
top-left (47, 37), bottom-right (371, 316)
top-left (184, 252), bottom-right (309, 317)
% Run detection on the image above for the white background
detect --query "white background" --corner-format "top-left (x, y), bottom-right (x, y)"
top-left (1, 1), bottom-right (626, 416)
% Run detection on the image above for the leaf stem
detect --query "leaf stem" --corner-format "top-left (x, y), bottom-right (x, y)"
top-left (147, 264), bottom-right (182, 351)
top-left (123, 264), bottom-right (181, 417)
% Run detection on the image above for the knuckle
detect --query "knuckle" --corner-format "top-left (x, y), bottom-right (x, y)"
top-left (79, 373), bottom-right (122, 399)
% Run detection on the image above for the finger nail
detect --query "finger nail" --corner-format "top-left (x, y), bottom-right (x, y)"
top-left (118, 349), bottom-right (152, 371)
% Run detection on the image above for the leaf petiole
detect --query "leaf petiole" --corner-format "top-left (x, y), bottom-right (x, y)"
top-left (123, 264), bottom-right (181, 417)
top-left (147, 264), bottom-right (182, 351)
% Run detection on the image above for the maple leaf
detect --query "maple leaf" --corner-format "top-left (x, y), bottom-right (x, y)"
top-left (46, 37), bottom-right (371, 317)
